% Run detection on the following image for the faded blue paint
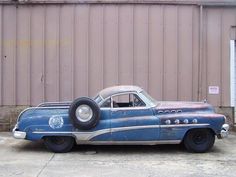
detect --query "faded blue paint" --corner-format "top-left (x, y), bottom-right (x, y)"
top-left (15, 100), bottom-right (226, 143)
top-left (110, 108), bottom-right (159, 141)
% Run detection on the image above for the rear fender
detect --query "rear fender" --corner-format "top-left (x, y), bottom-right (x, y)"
top-left (17, 107), bottom-right (73, 140)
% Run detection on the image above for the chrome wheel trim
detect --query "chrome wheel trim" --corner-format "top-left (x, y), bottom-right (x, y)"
top-left (75, 104), bottom-right (93, 122)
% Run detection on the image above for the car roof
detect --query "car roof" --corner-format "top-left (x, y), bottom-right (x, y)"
top-left (99, 85), bottom-right (143, 99)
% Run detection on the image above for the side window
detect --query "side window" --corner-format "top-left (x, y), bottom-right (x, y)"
top-left (100, 98), bottom-right (111, 108)
top-left (112, 93), bottom-right (145, 108)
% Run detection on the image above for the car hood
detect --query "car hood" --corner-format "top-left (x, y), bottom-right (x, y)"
top-left (155, 101), bottom-right (214, 113)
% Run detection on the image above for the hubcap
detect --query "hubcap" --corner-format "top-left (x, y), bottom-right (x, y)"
top-left (75, 104), bottom-right (93, 122)
top-left (51, 137), bottom-right (65, 145)
top-left (193, 132), bottom-right (207, 145)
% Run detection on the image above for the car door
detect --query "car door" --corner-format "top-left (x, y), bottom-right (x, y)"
top-left (110, 92), bottom-right (160, 141)
top-left (86, 103), bottom-right (112, 142)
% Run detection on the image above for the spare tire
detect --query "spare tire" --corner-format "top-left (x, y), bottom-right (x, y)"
top-left (69, 97), bottom-right (100, 130)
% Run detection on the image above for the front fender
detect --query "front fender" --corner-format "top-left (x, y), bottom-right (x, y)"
top-left (159, 113), bottom-right (225, 141)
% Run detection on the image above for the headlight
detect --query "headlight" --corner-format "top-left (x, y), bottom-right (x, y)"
top-left (222, 124), bottom-right (229, 131)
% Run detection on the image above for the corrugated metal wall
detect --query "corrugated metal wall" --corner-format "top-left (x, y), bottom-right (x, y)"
top-left (0, 4), bottom-right (235, 106)
top-left (202, 8), bottom-right (236, 106)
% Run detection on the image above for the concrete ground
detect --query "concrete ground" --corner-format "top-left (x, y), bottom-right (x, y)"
top-left (0, 133), bottom-right (236, 177)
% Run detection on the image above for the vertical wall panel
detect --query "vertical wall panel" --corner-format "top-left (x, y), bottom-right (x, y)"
top-left (2, 6), bottom-right (16, 105)
top-left (31, 6), bottom-right (45, 105)
top-left (88, 5), bottom-right (104, 96)
top-left (206, 9), bottom-right (222, 106)
top-left (103, 5), bottom-right (119, 88)
top-left (119, 5), bottom-right (134, 85)
top-left (178, 6), bottom-right (193, 101)
top-left (16, 6), bottom-right (31, 105)
top-left (221, 9), bottom-right (236, 106)
top-left (74, 5), bottom-right (89, 98)
top-left (163, 6), bottom-right (178, 101)
top-left (0, 6), bottom-right (2, 105)
top-left (149, 6), bottom-right (164, 100)
top-left (192, 6), bottom-right (200, 101)
top-left (201, 10), bottom-right (208, 101)
top-left (59, 5), bottom-right (74, 101)
top-left (45, 6), bottom-right (60, 102)
top-left (133, 6), bottom-right (149, 91)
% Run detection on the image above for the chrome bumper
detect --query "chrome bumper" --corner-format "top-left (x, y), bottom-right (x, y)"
top-left (218, 124), bottom-right (229, 139)
top-left (12, 127), bottom-right (26, 139)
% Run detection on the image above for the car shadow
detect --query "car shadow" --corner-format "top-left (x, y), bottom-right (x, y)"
top-left (14, 140), bottom-right (186, 154)
top-left (13, 140), bottom-right (222, 154)
top-left (72, 144), bottom-right (187, 154)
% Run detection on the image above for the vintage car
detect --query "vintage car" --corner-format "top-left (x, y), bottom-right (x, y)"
top-left (13, 85), bottom-right (229, 153)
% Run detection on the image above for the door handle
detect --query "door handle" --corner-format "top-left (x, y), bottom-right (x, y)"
top-left (112, 109), bottom-right (120, 112)
top-left (111, 109), bottom-right (126, 115)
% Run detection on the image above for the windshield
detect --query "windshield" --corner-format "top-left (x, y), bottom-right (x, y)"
top-left (139, 90), bottom-right (158, 107)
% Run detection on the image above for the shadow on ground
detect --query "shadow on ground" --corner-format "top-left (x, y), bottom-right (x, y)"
top-left (13, 140), bottom-right (223, 155)
top-left (12, 140), bottom-right (199, 154)
top-left (73, 144), bottom-right (185, 154)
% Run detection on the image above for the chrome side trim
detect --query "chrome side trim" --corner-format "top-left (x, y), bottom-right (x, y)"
top-left (33, 131), bottom-right (72, 134)
top-left (111, 106), bottom-right (149, 111)
top-left (160, 123), bottom-right (209, 128)
top-left (32, 129), bottom-right (110, 141)
top-left (100, 91), bottom-right (154, 109)
top-left (33, 125), bottom-right (159, 141)
top-left (74, 129), bottom-right (111, 141)
top-left (111, 116), bottom-right (155, 122)
top-left (111, 125), bottom-right (159, 133)
top-left (75, 140), bottom-right (181, 145)
top-left (33, 123), bottom-right (210, 141)
top-left (37, 101), bottom-right (71, 107)
top-left (17, 106), bottom-right (69, 122)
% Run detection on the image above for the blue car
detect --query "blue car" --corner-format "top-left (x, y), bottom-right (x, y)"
top-left (13, 85), bottom-right (229, 153)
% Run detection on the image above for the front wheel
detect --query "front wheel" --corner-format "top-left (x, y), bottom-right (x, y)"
top-left (44, 136), bottom-right (74, 153)
top-left (184, 129), bottom-right (215, 153)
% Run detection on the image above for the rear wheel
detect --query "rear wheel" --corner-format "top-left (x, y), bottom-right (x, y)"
top-left (44, 136), bottom-right (74, 153)
top-left (184, 129), bottom-right (215, 153)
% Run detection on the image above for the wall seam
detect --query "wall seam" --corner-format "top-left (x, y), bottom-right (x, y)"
top-left (29, 5), bottom-right (32, 105)
top-left (132, 5), bottom-right (135, 85)
top-left (14, 6), bottom-right (17, 105)
top-left (205, 9), bottom-right (208, 101)
top-left (198, 5), bottom-right (203, 101)
top-left (147, 5), bottom-right (150, 93)
top-left (117, 6), bottom-right (119, 85)
top-left (191, 6), bottom-right (194, 101)
top-left (58, 5), bottom-right (61, 101)
top-left (162, 5), bottom-right (165, 100)
top-left (0, 6), bottom-right (3, 105)
top-left (220, 8), bottom-right (223, 106)
top-left (43, 5), bottom-right (46, 101)
top-left (102, 4), bottom-right (105, 89)
top-left (177, 6), bottom-right (179, 101)
top-left (72, 5), bottom-right (75, 99)
top-left (87, 5), bottom-right (90, 96)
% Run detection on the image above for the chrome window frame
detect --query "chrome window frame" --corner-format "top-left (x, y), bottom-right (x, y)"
top-left (100, 91), bottom-right (154, 110)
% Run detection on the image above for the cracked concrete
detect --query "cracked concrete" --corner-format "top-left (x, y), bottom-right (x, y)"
top-left (36, 154), bottom-right (55, 177)
top-left (1, 132), bottom-right (236, 177)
